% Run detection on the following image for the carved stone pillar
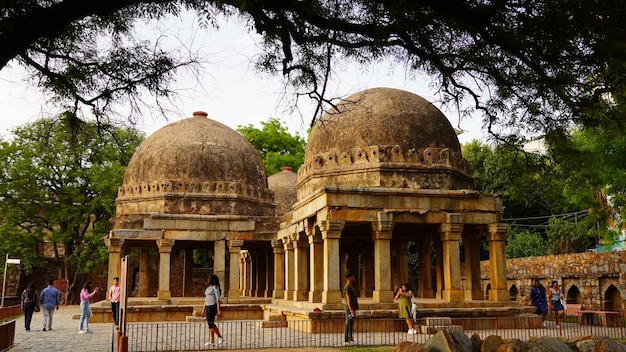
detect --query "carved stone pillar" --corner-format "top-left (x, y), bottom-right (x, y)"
top-left (228, 240), bottom-right (244, 299)
top-left (308, 229), bottom-right (324, 303)
top-left (213, 240), bottom-right (227, 294)
top-left (396, 242), bottom-right (409, 289)
top-left (104, 237), bottom-right (123, 298)
top-left (360, 245), bottom-right (374, 297)
top-left (440, 219), bottom-right (464, 302)
top-left (139, 249), bottom-right (149, 297)
top-left (293, 232), bottom-right (309, 301)
top-left (488, 224), bottom-right (509, 301)
top-left (372, 214), bottom-right (394, 303)
top-left (319, 220), bottom-right (345, 304)
top-left (272, 240), bottom-right (285, 299)
top-left (283, 239), bottom-right (294, 299)
top-left (463, 231), bottom-right (483, 300)
top-left (156, 239), bottom-right (175, 300)
top-left (418, 237), bottom-right (434, 298)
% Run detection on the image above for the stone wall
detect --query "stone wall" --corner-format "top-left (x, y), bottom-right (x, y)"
top-left (479, 251), bottom-right (626, 310)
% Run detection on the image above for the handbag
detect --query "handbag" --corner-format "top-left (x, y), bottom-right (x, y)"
top-left (34, 305), bottom-right (40, 312)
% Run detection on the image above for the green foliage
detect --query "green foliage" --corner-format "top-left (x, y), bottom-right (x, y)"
top-left (193, 249), bottom-right (213, 269)
top-left (463, 139), bottom-right (576, 219)
top-left (236, 118), bottom-right (306, 175)
top-left (0, 117), bottom-right (144, 276)
top-left (545, 217), bottom-right (594, 255)
top-left (505, 227), bottom-right (548, 259)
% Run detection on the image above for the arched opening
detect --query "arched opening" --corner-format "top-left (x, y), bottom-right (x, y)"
top-left (566, 285), bottom-right (582, 304)
top-left (509, 284), bottom-right (518, 301)
top-left (604, 284), bottom-right (622, 311)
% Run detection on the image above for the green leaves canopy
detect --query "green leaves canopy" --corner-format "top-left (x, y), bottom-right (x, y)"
top-left (0, 118), bottom-right (143, 275)
top-left (237, 118), bottom-right (306, 176)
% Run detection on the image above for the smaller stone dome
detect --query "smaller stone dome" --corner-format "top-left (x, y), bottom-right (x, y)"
top-left (268, 167), bottom-right (298, 216)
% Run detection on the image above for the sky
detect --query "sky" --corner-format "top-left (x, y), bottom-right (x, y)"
top-left (0, 12), bottom-right (488, 144)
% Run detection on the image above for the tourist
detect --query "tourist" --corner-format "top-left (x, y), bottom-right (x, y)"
top-left (20, 281), bottom-right (39, 331)
top-left (530, 279), bottom-right (548, 327)
top-left (549, 280), bottom-right (565, 328)
top-left (108, 277), bottom-right (121, 327)
top-left (343, 272), bottom-right (359, 346)
top-left (203, 274), bottom-right (224, 347)
top-left (78, 281), bottom-right (99, 333)
top-left (395, 283), bottom-right (417, 334)
top-left (39, 279), bottom-right (60, 331)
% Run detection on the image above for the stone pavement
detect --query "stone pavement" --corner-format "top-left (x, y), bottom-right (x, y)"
top-left (10, 305), bottom-right (115, 352)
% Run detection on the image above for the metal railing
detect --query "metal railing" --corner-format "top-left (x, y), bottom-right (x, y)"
top-left (125, 314), bottom-right (626, 351)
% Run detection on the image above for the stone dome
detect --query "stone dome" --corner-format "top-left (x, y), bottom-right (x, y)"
top-left (116, 111), bottom-right (274, 218)
top-left (268, 167), bottom-right (298, 216)
top-left (297, 88), bottom-right (472, 198)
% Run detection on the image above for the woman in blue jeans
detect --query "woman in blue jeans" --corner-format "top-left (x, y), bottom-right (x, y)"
top-left (78, 281), bottom-right (99, 333)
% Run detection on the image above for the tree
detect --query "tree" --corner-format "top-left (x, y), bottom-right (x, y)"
top-left (463, 139), bottom-right (576, 219)
top-left (237, 118), bottom-right (306, 175)
top-left (0, 118), bottom-right (144, 280)
top-left (505, 227), bottom-right (548, 259)
top-left (1, 1), bottom-right (625, 138)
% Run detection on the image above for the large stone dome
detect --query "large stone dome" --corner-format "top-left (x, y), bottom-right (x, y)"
top-left (116, 111), bottom-right (273, 219)
top-left (297, 88), bottom-right (472, 199)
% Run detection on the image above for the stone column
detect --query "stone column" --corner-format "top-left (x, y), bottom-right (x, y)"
top-left (228, 240), bottom-right (244, 299)
top-left (293, 232), bottom-right (309, 301)
top-left (283, 239), bottom-right (294, 299)
top-left (440, 220), bottom-right (464, 302)
top-left (308, 229), bottom-right (324, 303)
top-left (418, 238), bottom-right (434, 298)
top-left (272, 240), bottom-right (285, 299)
top-left (139, 249), bottom-right (149, 297)
top-left (156, 239), bottom-right (175, 300)
top-left (319, 220), bottom-right (345, 304)
top-left (372, 214), bottom-right (394, 303)
top-left (396, 242), bottom-right (409, 289)
top-left (213, 240), bottom-right (227, 293)
top-left (488, 224), bottom-right (509, 301)
top-left (463, 231), bottom-right (483, 300)
top-left (104, 237), bottom-right (123, 298)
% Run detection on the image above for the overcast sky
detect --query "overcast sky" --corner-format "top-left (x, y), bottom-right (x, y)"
top-left (0, 11), bottom-right (487, 144)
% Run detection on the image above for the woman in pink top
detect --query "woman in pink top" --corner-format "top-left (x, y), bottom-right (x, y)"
top-left (78, 281), bottom-right (99, 333)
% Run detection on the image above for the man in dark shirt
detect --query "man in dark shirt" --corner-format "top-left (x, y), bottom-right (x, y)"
top-left (343, 272), bottom-right (359, 346)
top-left (530, 279), bottom-right (548, 327)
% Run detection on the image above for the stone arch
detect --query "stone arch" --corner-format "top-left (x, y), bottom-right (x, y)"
top-left (566, 284), bottom-right (582, 305)
top-left (604, 284), bottom-right (622, 311)
top-left (509, 284), bottom-right (518, 301)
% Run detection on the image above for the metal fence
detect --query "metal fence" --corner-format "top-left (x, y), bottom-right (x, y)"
top-left (125, 314), bottom-right (626, 351)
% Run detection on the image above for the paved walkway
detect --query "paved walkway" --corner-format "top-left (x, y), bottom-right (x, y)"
top-left (8, 306), bottom-right (347, 352)
top-left (10, 305), bottom-right (114, 352)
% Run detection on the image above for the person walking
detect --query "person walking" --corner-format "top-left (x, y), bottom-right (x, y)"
top-left (108, 277), bottom-right (121, 327)
top-left (530, 279), bottom-right (548, 327)
top-left (78, 281), bottom-right (99, 333)
top-left (39, 279), bottom-right (60, 331)
top-left (343, 272), bottom-right (359, 346)
top-left (395, 283), bottom-right (417, 334)
top-left (20, 281), bottom-right (39, 331)
top-left (203, 274), bottom-right (224, 347)
top-left (549, 280), bottom-right (565, 328)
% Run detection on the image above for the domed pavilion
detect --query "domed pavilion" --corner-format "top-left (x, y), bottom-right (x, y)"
top-left (104, 88), bottom-right (512, 322)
